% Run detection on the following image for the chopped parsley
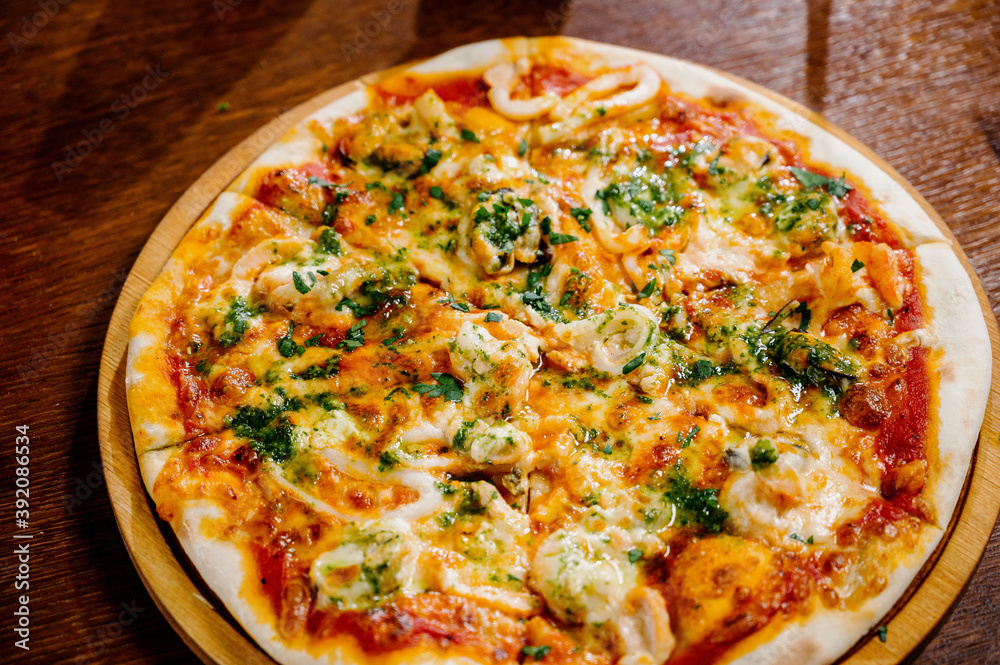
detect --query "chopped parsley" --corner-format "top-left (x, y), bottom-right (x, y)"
top-left (658, 248), bottom-right (677, 265)
top-left (707, 150), bottom-right (724, 175)
top-left (226, 392), bottom-right (303, 462)
top-left (677, 425), bottom-right (700, 448)
top-left (378, 450), bottom-right (399, 472)
top-left (622, 352), bottom-right (646, 375)
top-left (851, 258), bottom-right (865, 272)
top-left (789, 533), bottom-right (814, 545)
top-left (388, 192), bottom-right (405, 214)
top-left (521, 645), bottom-right (551, 661)
top-left (485, 311), bottom-right (503, 323)
top-left (789, 167), bottom-right (853, 198)
top-left (292, 271), bottom-right (312, 294)
top-left (794, 300), bottom-right (811, 331)
top-left (750, 438), bottom-right (778, 470)
top-left (569, 207), bottom-right (593, 232)
top-left (636, 277), bottom-right (657, 299)
top-left (428, 185), bottom-right (444, 199)
top-left (661, 463), bottom-right (728, 534)
top-left (306, 175), bottom-right (336, 188)
top-left (518, 138), bottom-right (528, 157)
top-left (318, 227), bottom-right (343, 255)
top-left (548, 232), bottom-right (578, 245)
top-left (460, 128), bottom-right (480, 143)
top-left (451, 420), bottom-right (474, 451)
top-left (438, 294), bottom-right (470, 312)
top-left (277, 322), bottom-right (304, 358)
top-left (692, 359), bottom-right (713, 380)
top-left (420, 148), bottom-right (442, 174)
top-left (595, 167), bottom-right (686, 232)
top-left (336, 320), bottom-right (367, 350)
top-left (217, 296), bottom-right (265, 347)
top-left (414, 373), bottom-right (463, 402)
top-left (877, 625), bottom-right (888, 643)
top-left (627, 548), bottom-right (643, 563)
top-left (522, 263), bottom-right (566, 322)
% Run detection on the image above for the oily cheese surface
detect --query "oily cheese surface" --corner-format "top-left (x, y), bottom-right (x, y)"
top-left (125, 36), bottom-right (991, 665)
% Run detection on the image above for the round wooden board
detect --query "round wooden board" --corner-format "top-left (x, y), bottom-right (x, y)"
top-left (97, 47), bottom-right (1000, 665)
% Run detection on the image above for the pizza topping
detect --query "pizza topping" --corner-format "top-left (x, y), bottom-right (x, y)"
top-left (137, 46), bottom-right (941, 665)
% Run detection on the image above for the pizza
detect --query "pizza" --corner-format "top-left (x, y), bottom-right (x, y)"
top-left (125, 37), bottom-right (992, 665)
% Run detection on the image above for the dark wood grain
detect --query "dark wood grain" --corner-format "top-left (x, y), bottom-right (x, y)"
top-left (1, 1), bottom-right (998, 663)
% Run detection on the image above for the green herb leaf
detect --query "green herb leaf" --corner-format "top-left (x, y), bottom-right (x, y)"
top-left (794, 301), bottom-right (811, 331)
top-left (627, 548), bottom-right (643, 563)
top-left (414, 373), bottom-right (464, 402)
top-left (429, 186), bottom-right (444, 199)
top-left (548, 232), bottom-right (578, 245)
top-left (789, 167), bottom-right (853, 198)
top-left (388, 192), bottom-right (405, 214)
top-left (622, 352), bottom-right (646, 375)
top-left (662, 463), bottom-right (728, 533)
top-left (307, 175), bottom-right (337, 188)
top-left (521, 645), bottom-right (551, 661)
top-left (851, 258), bottom-right (865, 272)
top-left (292, 271), bottom-right (312, 294)
top-left (693, 359), bottom-right (713, 380)
top-left (677, 425), bottom-right (700, 448)
top-left (336, 320), bottom-right (367, 350)
top-left (485, 311), bottom-right (503, 323)
top-left (708, 151), bottom-right (724, 175)
top-left (460, 128), bottom-right (480, 143)
top-left (365, 214), bottom-right (377, 225)
top-left (877, 625), bottom-right (888, 643)
top-left (518, 138), bottom-right (528, 157)
top-left (570, 207), bottom-right (593, 232)
top-left (438, 295), bottom-right (470, 312)
top-left (658, 248), bottom-right (677, 266)
top-left (318, 228), bottom-right (343, 256)
top-left (277, 322), bottom-right (297, 358)
top-left (750, 438), bottom-right (778, 470)
top-left (421, 148), bottom-right (442, 174)
top-left (637, 278), bottom-right (657, 299)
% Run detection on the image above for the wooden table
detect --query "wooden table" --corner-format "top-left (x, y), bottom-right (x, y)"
top-left (2, 1), bottom-right (998, 663)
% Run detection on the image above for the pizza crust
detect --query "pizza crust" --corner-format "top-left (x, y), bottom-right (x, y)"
top-left (128, 36), bottom-right (993, 665)
top-left (915, 241), bottom-right (991, 529)
top-left (172, 500), bottom-right (503, 665)
top-left (226, 87), bottom-right (369, 197)
top-left (126, 191), bottom-right (257, 455)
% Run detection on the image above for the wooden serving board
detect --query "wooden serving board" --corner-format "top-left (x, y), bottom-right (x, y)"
top-left (96, 54), bottom-right (1000, 665)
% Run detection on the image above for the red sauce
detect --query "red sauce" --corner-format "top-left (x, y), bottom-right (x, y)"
top-left (531, 64), bottom-right (592, 96)
top-left (307, 593), bottom-right (524, 658)
top-left (839, 188), bottom-right (901, 248)
top-left (372, 74), bottom-right (489, 109)
top-left (874, 347), bottom-right (930, 514)
top-left (891, 255), bottom-right (923, 333)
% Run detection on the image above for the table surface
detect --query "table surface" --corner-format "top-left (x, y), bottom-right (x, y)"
top-left (2, 1), bottom-right (999, 663)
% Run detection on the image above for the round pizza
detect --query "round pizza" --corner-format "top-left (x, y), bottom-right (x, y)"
top-left (125, 37), bottom-right (992, 665)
